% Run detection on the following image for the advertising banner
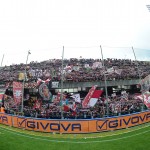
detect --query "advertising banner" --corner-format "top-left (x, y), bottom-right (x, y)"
top-left (0, 113), bottom-right (12, 126)
top-left (0, 111), bottom-right (150, 133)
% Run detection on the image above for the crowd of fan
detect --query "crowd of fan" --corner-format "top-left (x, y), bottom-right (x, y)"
top-left (4, 93), bottom-right (147, 119)
top-left (0, 58), bottom-right (150, 82)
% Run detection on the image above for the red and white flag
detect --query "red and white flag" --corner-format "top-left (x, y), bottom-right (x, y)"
top-left (45, 78), bottom-right (51, 84)
top-left (88, 90), bottom-right (103, 107)
top-left (37, 78), bottom-right (42, 86)
top-left (136, 92), bottom-right (150, 108)
top-left (13, 82), bottom-right (23, 105)
top-left (82, 85), bottom-right (97, 108)
top-left (33, 100), bottom-right (42, 109)
top-left (37, 78), bottom-right (51, 86)
top-left (72, 102), bottom-right (77, 111)
top-left (143, 94), bottom-right (150, 108)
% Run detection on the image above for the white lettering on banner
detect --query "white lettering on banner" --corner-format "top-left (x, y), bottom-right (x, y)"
top-left (52, 82), bottom-right (59, 88)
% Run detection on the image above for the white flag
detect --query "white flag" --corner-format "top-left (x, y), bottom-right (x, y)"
top-left (71, 93), bottom-right (81, 103)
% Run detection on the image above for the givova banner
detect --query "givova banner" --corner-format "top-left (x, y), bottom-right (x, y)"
top-left (0, 111), bottom-right (150, 133)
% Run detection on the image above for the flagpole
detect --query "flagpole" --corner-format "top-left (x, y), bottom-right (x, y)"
top-left (132, 47), bottom-right (144, 111)
top-left (1, 54), bottom-right (4, 67)
top-left (100, 45), bottom-right (109, 117)
top-left (61, 46), bottom-right (64, 119)
top-left (21, 50), bottom-right (31, 114)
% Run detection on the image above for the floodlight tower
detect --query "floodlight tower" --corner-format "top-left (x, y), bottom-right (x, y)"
top-left (146, 5), bottom-right (150, 11)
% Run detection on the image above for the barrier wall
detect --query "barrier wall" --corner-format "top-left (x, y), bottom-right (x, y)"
top-left (0, 111), bottom-right (150, 133)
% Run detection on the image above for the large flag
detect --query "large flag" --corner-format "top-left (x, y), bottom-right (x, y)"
top-left (140, 75), bottom-right (150, 92)
top-left (37, 78), bottom-right (51, 87)
top-left (136, 92), bottom-right (150, 109)
top-left (82, 85), bottom-right (97, 108)
top-left (88, 90), bottom-right (103, 107)
top-left (71, 93), bottom-right (81, 103)
top-left (13, 81), bottom-right (23, 105)
top-left (38, 82), bottom-right (51, 101)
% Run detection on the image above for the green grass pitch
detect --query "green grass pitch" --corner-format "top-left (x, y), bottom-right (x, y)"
top-left (0, 123), bottom-right (150, 150)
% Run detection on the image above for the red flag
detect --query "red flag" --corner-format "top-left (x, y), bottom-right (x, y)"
top-left (63, 105), bottom-right (70, 112)
top-left (92, 90), bottom-right (103, 98)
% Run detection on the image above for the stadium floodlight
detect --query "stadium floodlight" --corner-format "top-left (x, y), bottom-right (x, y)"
top-left (100, 45), bottom-right (109, 117)
top-left (132, 47), bottom-right (145, 111)
top-left (146, 5), bottom-right (150, 11)
top-left (21, 50), bottom-right (31, 114)
top-left (1, 54), bottom-right (4, 67)
top-left (60, 46), bottom-right (64, 119)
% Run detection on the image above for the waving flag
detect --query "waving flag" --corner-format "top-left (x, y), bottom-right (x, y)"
top-left (88, 90), bottom-right (103, 107)
top-left (72, 102), bottom-right (77, 111)
top-left (82, 85), bottom-right (97, 108)
top-left (144, 94), bottom-right (150, 108)
top-left (71, 93), bottom-right (81, 103)
top-left (136, 92), bottom-right (150, 108)
top-left (140, 75), bottom-right (150, 92)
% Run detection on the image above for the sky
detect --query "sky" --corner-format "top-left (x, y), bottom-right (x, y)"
top-left (0, 0), bottom-right (150, 65)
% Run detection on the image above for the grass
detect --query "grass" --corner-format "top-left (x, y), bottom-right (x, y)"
top-left (0, 123), bottom-right (150, 150)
